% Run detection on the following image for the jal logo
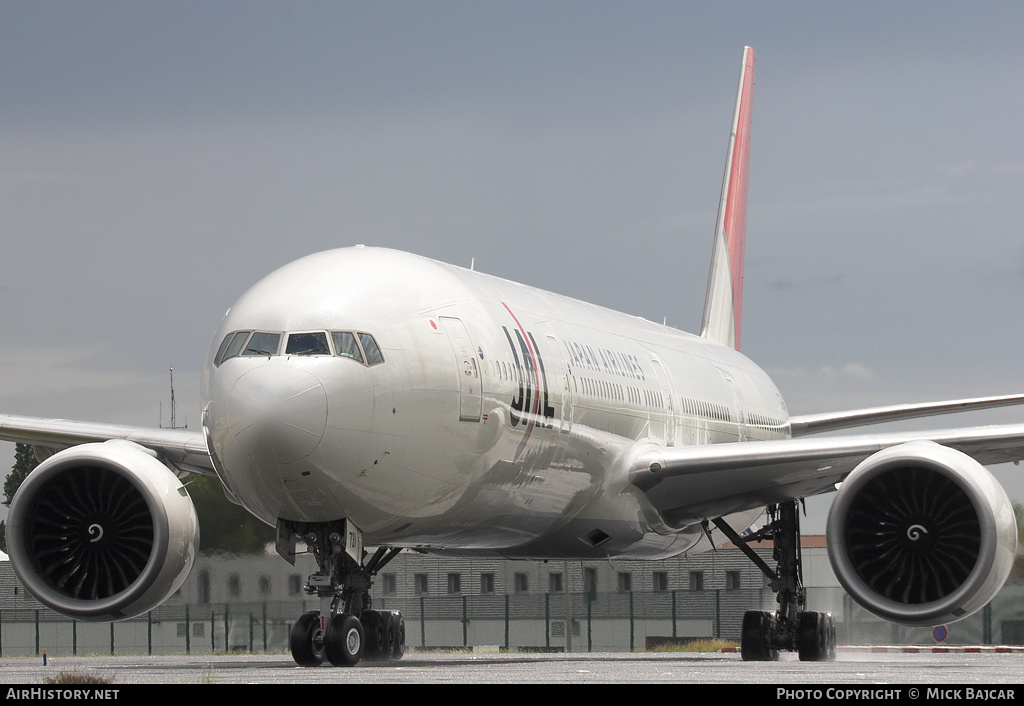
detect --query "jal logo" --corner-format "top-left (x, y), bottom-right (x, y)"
top-left (501, 325), bottom-right (555, 429)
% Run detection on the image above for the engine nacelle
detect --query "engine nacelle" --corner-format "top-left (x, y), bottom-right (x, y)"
top-left (826, 441), bottom-right (1016, 626)
top-left (6, 440), bottom-right (199, 621)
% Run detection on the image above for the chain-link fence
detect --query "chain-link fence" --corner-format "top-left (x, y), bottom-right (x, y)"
top-left (2, 584), bottom-right (1021, 657)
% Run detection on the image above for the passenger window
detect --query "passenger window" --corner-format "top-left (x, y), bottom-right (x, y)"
top-left (216, 330), bottom-right (251, 366)
top-left (286, 332), bottom-right (331, 356)
top-left (243, 332), bottom-right (281, 357)
top-left (331, 331), bottom-right (364, 363)
top-left (358, 333), bottom-right (385, 366)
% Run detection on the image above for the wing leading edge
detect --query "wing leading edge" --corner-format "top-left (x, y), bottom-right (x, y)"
top-left (789, 393), bottom-right (1024, 436)
top-left (0, 413), bottom-right (214, 476)
top-left (627, 422), bottom-right (1024, 528)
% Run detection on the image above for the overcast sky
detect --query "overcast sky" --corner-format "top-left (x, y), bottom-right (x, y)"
top-left (2, 1), bottom-right (1023, 533)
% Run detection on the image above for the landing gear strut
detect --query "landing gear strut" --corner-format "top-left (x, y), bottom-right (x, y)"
top-left (713, 501), bottom-right (836, 661)
top-left (278, 518), bottom-right (405, 667)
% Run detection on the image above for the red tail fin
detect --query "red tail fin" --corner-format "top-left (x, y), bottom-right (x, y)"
top-left (700, 46), bottom-right (755, 350)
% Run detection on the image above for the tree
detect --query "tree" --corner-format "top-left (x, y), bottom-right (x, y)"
top-left (3, 443), bottom-right (39, 507)
top-left (0, 443), bottom-right (272, 555)
top-left (1012, 502), bottom-right (1024, 583)
top-left (184, 474), bottom-right (276, 555)
top-left (1, 443), bottom-right (40, 553)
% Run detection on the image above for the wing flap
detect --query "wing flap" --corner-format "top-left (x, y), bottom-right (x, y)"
top-left (629, 423), bottom-right (1024, 527)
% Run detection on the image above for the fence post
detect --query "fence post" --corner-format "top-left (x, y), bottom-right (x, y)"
top-left (72, 620), bottom-right (77, 656)
top-left (671, 590), bottom-right (677, 639)
top-left (185, 604), bottom-right (191, 654)
top-left (504, 594), bottom-right (510, 650)
top-left (983, 604), bottom-right (993, 645)
top-left (147, 612), bottom-right (152, 655)
top-left (587, 594), bottom-right (593, 652)
top-left (419, 596), bottom-right (425, 648)
top-left (462, 595), bottom-right (468, 648)
top-left (34, 610), bottom-right (39, 656)
top-left (629, 592), bottom-right (635, 651)
top-left (109, 622), bottom-right (114, 655)
top-left (544, 593), bottom-right (550, 649)
top-left (719, 589), bottom-right (725, 639)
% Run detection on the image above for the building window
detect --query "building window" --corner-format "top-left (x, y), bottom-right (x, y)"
top-left (382, 574), bottom-right (397, 596)
top-left (480, 573), bottom-right (495, 594)
top-left (514, 572), bottom-right (529, 593)
top-left (447, 573), bottom-right (462, 594)
top-left (584, 567), bottom-right (598, 596)
top-left (258, 575), bottom-right (271, 596)
top-left (227, 573), bottom-right (241, 597)
top-left (288, 574), bottom-right (303, 596)
top-left (549, 572), bottom-right (563, 593)
top-left (653, 571), bottom-right (668, 592)
top-left (415, 574), bottom-right (429, 595)
top-left (617, 572), bottom-right (632, 592)
top-left (689, 571), bottom-right (704, 592)
top-left (726, 570), bottom-right (741, 590)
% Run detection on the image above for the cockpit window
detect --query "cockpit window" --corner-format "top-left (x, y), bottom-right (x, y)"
top-left (215, 328), bottom-right (383, 366)
top-left (215, 330), bottom-right (251, 366)
top-left (243, 331), bottom-right (281, 357)
top-left (286, 331), bottom-right (331, 356)
top-left (358, 333), bottom-right (385, 366)
top-left (331, 331), bottom-right (364, 363)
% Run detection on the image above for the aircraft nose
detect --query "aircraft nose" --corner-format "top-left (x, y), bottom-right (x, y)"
top-left (227, 364), bottom-right (328, 464)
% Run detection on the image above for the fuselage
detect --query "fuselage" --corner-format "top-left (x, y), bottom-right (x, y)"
top-left (201, 246), bottom-right (790, 559)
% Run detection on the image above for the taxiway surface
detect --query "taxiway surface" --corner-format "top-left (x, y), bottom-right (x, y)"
top-left (2, 650), bottom-right (1022, 685)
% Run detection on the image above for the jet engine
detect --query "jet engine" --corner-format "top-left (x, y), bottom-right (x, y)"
top-left (6, 440), bottom-right (199, 621)
top-left (826, 441), bottom-right (1016, 626)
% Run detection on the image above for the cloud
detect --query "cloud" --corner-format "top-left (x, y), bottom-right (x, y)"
top-left (815, 362), bottom-right (875, 381)
top-left (0, 346), bottom-right (158, 402)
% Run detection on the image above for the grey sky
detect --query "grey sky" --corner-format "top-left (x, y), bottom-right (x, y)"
top-left (2, 2), bottom-right (1023, 532)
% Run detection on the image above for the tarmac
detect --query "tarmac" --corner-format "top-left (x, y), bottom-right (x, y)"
top-left (1, 647), bottom-right (1022, 686)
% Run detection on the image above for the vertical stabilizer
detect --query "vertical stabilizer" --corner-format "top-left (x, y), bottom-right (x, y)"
top-left (700, 46), bottom-right (755, 351)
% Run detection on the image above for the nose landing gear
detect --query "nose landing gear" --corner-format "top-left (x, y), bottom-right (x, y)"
top-left (278, 519), bottom-right (404, 667)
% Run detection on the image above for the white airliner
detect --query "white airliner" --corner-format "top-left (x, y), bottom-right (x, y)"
top-left (2, 47), bottom-right (1022, 665)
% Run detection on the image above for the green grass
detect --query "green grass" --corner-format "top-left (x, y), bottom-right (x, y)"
top-left (44, 671), bottom-right (114, 685)
top-left (647, 638), bottom-right (738, 653)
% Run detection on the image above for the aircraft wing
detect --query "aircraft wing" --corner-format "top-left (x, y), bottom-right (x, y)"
top-left (629, 423), bottom-right (1024, 527)
top-left (788, 393), bottom-right (1024, 436)
top-left (0, 413), bottom-right (214, 476)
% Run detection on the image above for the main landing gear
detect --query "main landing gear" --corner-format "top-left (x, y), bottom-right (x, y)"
top-left (712, 501), bottom-right (837, 662)
top-left (277, 519), bottom-right (404, 667)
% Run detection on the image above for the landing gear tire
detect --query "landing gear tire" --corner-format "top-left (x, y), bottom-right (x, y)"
top-left (823, 610), bottom-right (831, 659)
top-left (362, 610), bottom-right (387, 660)
top-left (741, 610), bottom-right (778, 662)
top-left (290, 611), bottom-right (326, 667)
top-left (797, 611), bottom-right (836, 662)
top-left (324, 614), bottom-right (365, 667)
top-left (390, 611), bottom-right (405, 659)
